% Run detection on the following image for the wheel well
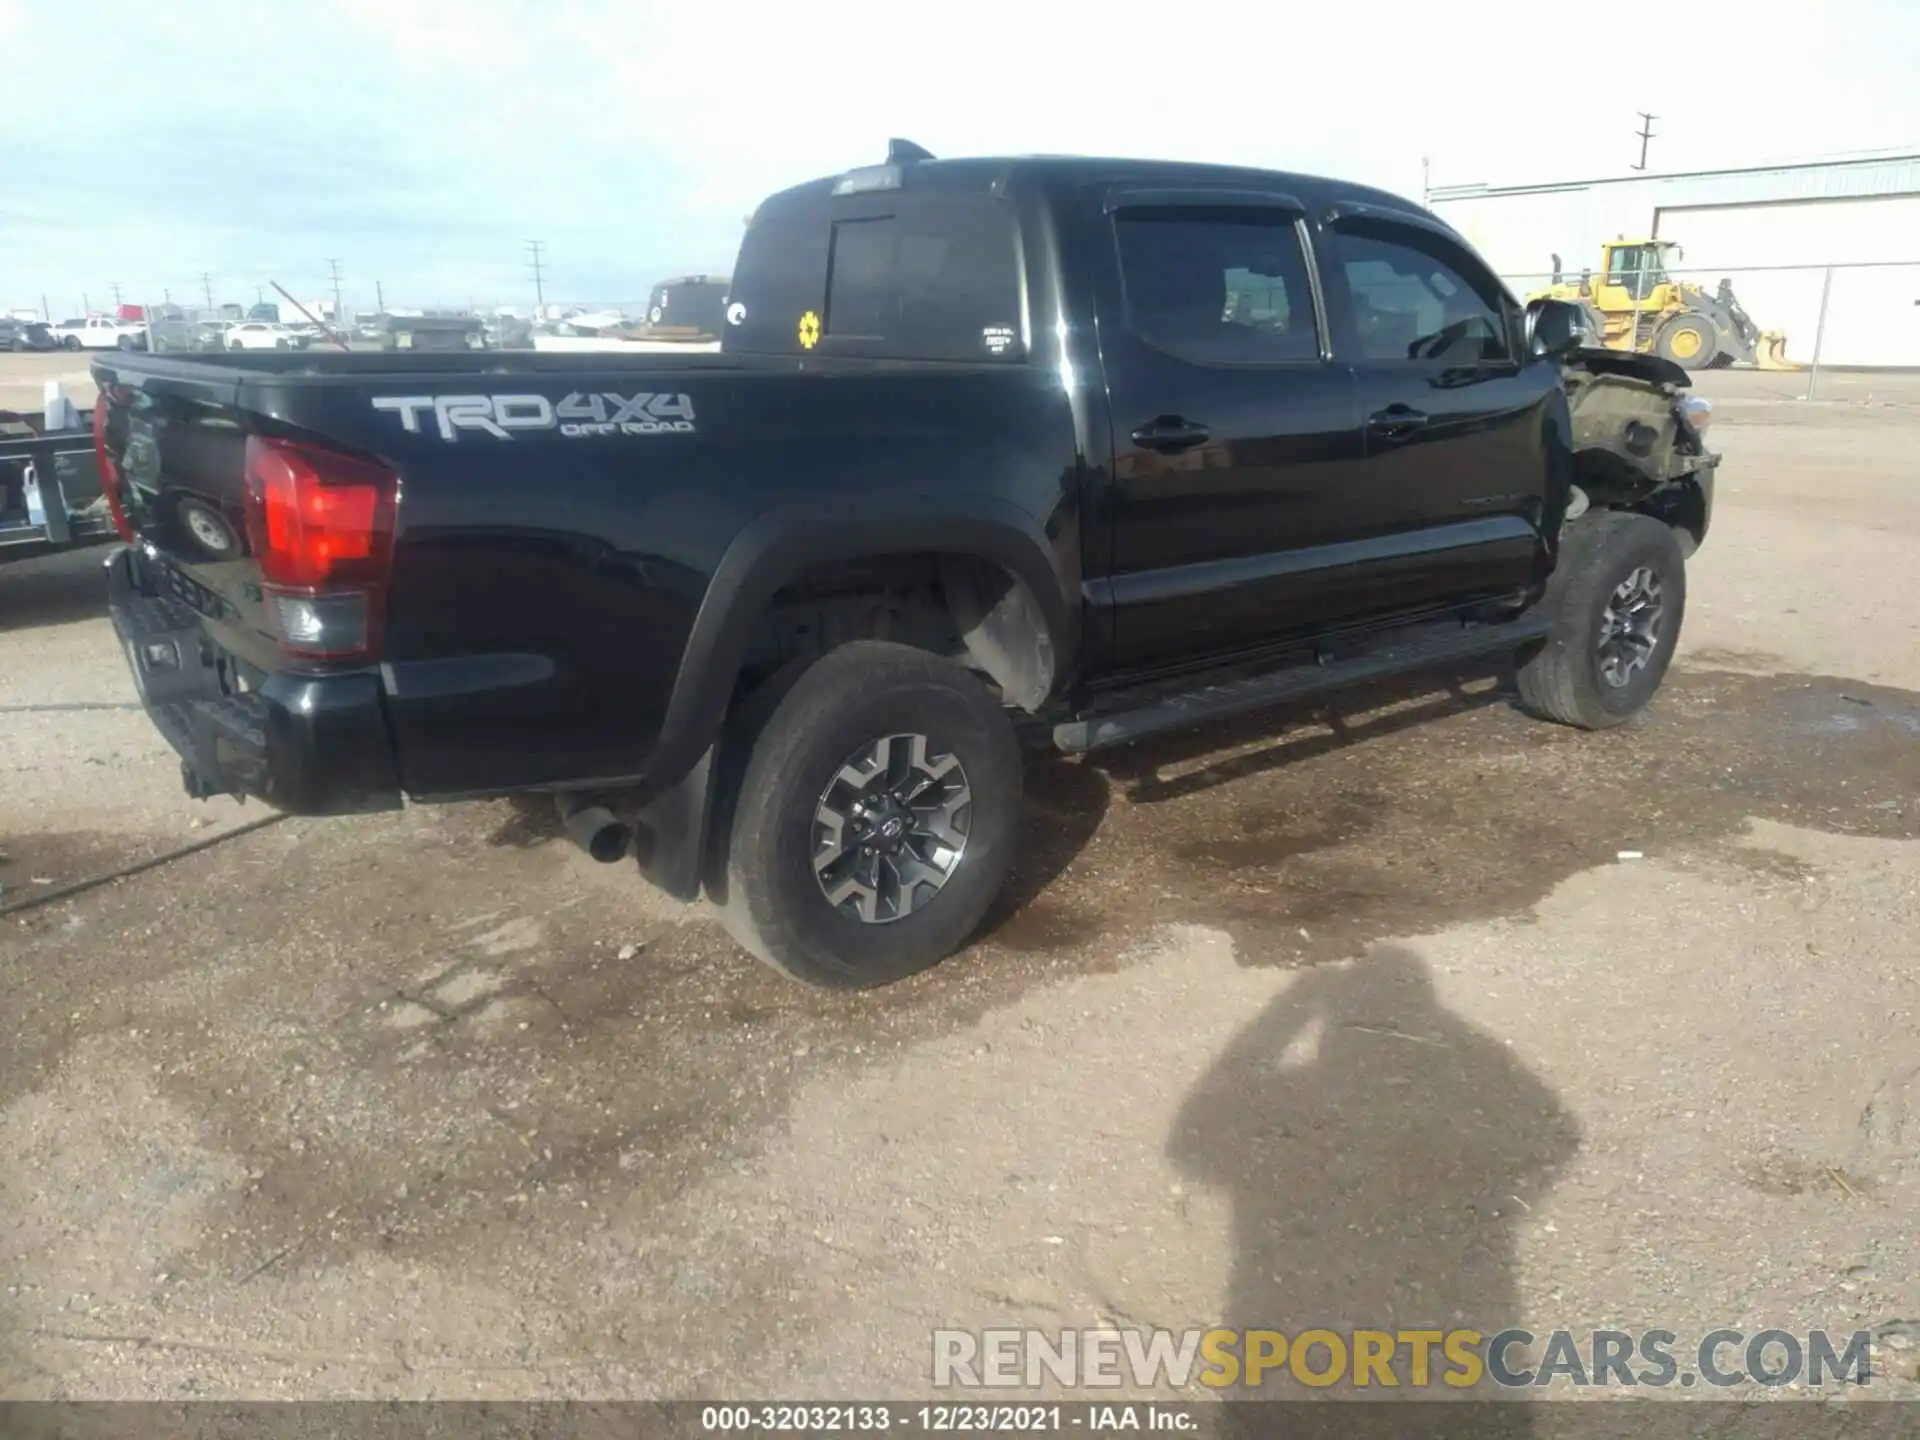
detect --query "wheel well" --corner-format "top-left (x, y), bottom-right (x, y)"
top-left (1631, 475), bottom-right (1708, 557)
top-left (737, 551), bottom-right (1057, 713)
top-left (1580, 476), bottom-right (1709, 558)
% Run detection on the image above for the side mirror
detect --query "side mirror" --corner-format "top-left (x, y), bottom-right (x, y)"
top-left (1525, 297), bottom-right (1589, 360)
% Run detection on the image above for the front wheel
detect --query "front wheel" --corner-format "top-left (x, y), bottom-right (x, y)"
top-left (1516, 511), bottom-right (1687, 730)
top-left (1654, 313), bottom-right (1717, 369)
top-left (715, 641), bottom-right (1023, 989)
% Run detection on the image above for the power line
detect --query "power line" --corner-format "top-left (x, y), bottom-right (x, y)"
top-left (527, 239), bottom-right (547, 310)
top-left (1632, 112), bottom-right (1658, 172)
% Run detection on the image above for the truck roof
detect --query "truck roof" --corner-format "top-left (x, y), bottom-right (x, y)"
top-left (755, 149), bottom-right (1436, 226)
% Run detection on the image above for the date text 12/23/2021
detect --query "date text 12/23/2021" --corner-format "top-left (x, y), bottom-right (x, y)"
top-left (700, 1404), bottom-right (1195, 1432)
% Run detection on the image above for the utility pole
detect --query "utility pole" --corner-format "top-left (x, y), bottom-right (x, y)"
top-left (527, 240), bottom-right (547, 312)
top-left (109, 281), bottom-right (123, 309)
top-left (200, 272), bottom-right (215, 309)
top-left (326, 257), bottom-right (344, 324)
top-left (1631, 112), bottom-right (1658, 172)
top-left (375, 279), bottom-right (386, 314)
top-left (40, 293), bottom-right (49, 322)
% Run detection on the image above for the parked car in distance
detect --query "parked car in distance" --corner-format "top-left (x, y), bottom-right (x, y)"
top-left (373, 313), bottom-right (485, 351)
top-left (148, 317), bottom-right (232, 353)
top-left (225, 322), bottom-right (308, 352)
top-left (0, 318), bottom-right (58, 352)
top-left (49, 315), bottom-right (147, 350)
top-left (645, 274), bottom-right (731, 339)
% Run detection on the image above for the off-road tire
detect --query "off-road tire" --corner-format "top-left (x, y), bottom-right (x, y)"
top-left (1516, 511), bottom-right (1686, 730)
top-left (1653, 313), bottom-right (1717, 370)
top-left (715, 641), bottom-right (1022, 989)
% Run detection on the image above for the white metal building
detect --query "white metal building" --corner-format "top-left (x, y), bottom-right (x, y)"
top-left (1428, 151), bottom-right (1920, 367)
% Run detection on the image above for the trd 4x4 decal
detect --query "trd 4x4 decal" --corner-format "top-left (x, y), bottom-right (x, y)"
top-left (371, 392), bottom-right (696, 441)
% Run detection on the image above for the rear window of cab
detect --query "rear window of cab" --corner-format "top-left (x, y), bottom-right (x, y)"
top-left (722, 193), bottom-right (1026, 363)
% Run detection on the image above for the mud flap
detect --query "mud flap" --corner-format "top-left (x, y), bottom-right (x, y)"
top-left (632, 745), bottom-right (716, 902)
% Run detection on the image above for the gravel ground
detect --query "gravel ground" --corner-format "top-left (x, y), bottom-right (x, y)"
top-left (2, 359), bottom-right (1919, 1407)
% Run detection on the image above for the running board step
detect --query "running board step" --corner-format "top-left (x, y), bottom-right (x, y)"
top-left (1052, 616), bottom-right (1553, 755)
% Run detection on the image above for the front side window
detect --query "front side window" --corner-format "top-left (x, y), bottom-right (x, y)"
top-left (1332, 220), bottom-right (1511, 364)
top-left (1113, 210), bottom-right (1321, 365)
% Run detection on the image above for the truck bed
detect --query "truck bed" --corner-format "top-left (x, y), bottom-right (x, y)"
top-left (90, 343), bottom-right (1081, 811)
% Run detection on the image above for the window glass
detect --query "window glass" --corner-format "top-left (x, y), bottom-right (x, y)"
top-left (825, 217), bottom-right (895, 339)
top-left (1336, 222), bottom-right (1510, 364)
top-left (822, 205), bottom-right (1022, 360)
top-left (725, 197), bottom-right (1021, 361)
top-left (1114, 211), bottom-right (1320, 364)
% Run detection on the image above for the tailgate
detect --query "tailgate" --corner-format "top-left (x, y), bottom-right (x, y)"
top-left (93, 357), bottom-right (279, 672)
top-left (94, 355), bottom-right (405, 813)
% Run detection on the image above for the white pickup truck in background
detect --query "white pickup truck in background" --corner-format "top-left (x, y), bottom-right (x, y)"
top-left (48, 316), bottom-right (148, 351)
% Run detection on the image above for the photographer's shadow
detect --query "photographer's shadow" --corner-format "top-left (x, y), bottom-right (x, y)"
top-left (1168, 944), bottom-right (1580, 1428)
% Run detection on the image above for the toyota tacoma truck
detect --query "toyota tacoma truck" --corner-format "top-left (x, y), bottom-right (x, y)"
top-left (93, 141), bottom-right (1718, 988)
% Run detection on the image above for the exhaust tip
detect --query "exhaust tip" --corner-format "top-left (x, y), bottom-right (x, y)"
top-left (555, 797), bottom-right (632, 863)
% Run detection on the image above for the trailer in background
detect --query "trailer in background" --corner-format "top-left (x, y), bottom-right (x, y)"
top-left (0, 389), bottom-right (118, 563)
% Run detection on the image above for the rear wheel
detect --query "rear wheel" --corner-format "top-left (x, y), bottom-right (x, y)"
top-left (62, 335), bottom-right (81, 351)
top-left (1654, 313), bottom-right (1717, 369)
top-left (715, 641), bottom-right (1022, 989)
top-left (1516, 511), bottom-right (1686, 730)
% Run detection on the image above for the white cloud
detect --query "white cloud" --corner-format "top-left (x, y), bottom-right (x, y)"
top-left (3, 0), bottom-right (1916, 314)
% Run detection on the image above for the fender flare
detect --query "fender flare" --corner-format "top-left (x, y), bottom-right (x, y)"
top-left (640, 490), bottom-right (1077, 796)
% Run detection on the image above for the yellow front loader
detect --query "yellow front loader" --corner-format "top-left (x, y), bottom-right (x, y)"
top-left (1528, 239), bottom-right (1797, 370)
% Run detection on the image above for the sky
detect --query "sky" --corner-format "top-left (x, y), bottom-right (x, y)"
top-left (4, 0), bottom-right (1917, 317)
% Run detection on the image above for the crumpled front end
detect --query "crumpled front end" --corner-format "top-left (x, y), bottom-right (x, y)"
top-left (1561, 348), bottom-right (1720, 553)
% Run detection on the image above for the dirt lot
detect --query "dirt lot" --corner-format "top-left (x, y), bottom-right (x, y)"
top-left (3, 356), bottom-right (1919, 1405)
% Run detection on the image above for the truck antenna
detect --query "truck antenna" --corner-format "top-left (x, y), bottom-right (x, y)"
top-left (270, 280), bottom-right (352, 351)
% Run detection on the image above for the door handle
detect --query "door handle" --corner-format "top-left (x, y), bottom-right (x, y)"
top-left (1366, 405), bottom-right (1429, 440)
top-left (1130, 417), bottom-right (1211, 454)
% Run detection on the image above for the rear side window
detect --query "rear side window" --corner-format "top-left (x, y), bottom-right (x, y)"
top-left (725, 195), bottom-right (1024, 362)
top-left (1114, 210), bottom-right (1322, 365)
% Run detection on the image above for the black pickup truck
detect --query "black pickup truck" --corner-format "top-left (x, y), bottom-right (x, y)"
top-left (94, 141), bottom-right (1717, 988)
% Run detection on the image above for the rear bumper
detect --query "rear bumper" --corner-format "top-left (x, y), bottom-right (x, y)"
top-left (106, 546), bottom-right (403, 814)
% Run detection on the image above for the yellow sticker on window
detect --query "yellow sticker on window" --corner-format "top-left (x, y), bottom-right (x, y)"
top-left (797, 310), bottom-right (821, 350)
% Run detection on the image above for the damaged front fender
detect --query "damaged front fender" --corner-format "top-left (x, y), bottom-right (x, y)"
top-left (1562, 346), bottom-right (1720, 553)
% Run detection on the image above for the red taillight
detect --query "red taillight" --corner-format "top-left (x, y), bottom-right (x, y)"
top-left (242, 435), bottom-right (398, 660)
top-left (93, 393), bottom-right (136, 543)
